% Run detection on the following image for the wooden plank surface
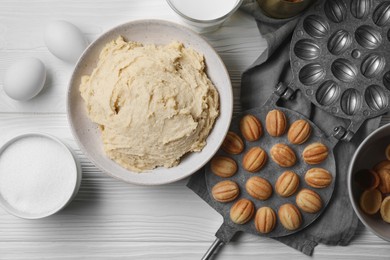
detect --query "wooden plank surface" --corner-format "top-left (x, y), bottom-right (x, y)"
top-left (0, 0), bottom-right (389, 259)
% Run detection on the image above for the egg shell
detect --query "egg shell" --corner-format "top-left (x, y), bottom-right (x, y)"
top-left (3, 58), bottom-right (46, 101)
top-left (44, 20), bottom-right (88, 63)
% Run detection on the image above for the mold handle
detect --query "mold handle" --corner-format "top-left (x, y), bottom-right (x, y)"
top-left (263, 82), bottom-right (295, 108)
top-left (201, 237), bottom-right (224, 260)
top-left (201, 222), bottom-right (237, 260)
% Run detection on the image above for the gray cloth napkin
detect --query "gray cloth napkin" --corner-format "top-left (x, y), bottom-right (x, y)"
top-left (187, 0), bottom-right (382, 255)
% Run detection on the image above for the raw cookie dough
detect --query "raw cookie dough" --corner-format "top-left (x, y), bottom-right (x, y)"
top-left (80, 36), bottom-right (219, 172)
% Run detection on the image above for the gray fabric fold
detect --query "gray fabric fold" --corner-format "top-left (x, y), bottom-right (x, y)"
top-left (187, 0), bottom-right (382, 255)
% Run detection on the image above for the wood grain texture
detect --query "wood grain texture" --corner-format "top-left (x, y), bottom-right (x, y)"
top-left (0, 0), bottom-right (389, 259)
top-left (0, 234), bottom-right (389, 260)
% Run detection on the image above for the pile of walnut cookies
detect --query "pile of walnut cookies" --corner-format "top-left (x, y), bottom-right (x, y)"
top-left (210, 109), bottom-right (333, 234)
top-left (356, 149), bottom-right (390, 223)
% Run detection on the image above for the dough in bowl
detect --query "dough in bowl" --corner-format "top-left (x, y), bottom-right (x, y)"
top-left (80, 36), bottom-right (219, 172)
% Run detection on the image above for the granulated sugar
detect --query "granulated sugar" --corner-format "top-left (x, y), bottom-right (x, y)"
top-left (0, 135), bottom-right (77, 216)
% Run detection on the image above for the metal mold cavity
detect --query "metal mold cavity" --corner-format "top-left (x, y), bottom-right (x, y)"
top-left (351, 0), bottom-right (371, 19)
top-left (373, 1), bottom-right (390, 27)
top-left (361, 54), bottom-right (386, 78)
top-left (388, 28), bottom-right (390, 41)
top-left (355, 25), bottom-right (382, 50)
top-left (383, 71), bottom-right (390, 90)
top-left (365, 85), bottom-right (388, 111)
top-left (325, 0), bottom-right (347, 23)
top-left (303, 15), bottom-right (330, 39)
top-left (294, 39), bottom-right (321, 60)
top-left (327, 30), bottom-right (353, 55)
top-left (341, 89), bottom-right (362, 115)
top-left (290, 0), bottom-right (390, 120)
top-left (299, 63), bottom-right (326, 86)
top-left (316, 80), bottom-right (341, 106)
top-left (331, 59), bottom-right (358, 83)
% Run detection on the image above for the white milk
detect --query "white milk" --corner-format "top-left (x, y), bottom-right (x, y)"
top-left (169, 0), bottom-right (240, 20)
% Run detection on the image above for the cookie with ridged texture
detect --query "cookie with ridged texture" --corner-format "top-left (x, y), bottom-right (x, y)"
top-left (246, 176), bottom-right (273, 201)
top-left (302, 142), bottom-right (328, 164)
top-left (374, 160), bottom-right (390, 172)
top-left (266, 109), bottom-right (287, 137)
top-left (278, 203), bottom-right (302, 231)
top-left (305, 168), bottom-right (332, 188)
top-left (240, 114), bottom-right (263, 141)
top-left (377, 168), bottom-right (390, 194)
top-left (288, 119), bottom-right (312, 144)
top-left (296, 189), bottom-right (323, 213)
top-left (275, 171), bottom-right (300, 197)
top-left (270, 143), bottom-right (297, 167)
top-left (255, 207), bottom-right (277, 234)
top-left (242, 147), bottom-right (267, 172)
top-left (222, 131), bottom-right (244, 155)
top-left (212, 180), bottom-right (240, 203)
top-left (210, 156), bottom-right (238, 178)
top-left (230, 198), bottom-right (255, 224)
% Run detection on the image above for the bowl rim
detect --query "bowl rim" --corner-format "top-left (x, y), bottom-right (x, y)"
top-left (0, 132), bottom-right (81, 219)
top-left (348, 123), bottom-right (390, 242)
top-left (66, 19), bottom-right (233, 186)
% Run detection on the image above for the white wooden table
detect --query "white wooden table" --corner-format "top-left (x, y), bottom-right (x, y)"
top-left (0, 1), bottom-right (389, 259)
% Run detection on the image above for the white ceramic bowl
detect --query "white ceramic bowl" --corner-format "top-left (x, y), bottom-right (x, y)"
top-left (348, 123), bottom-right (390, 241)
top-left (67, 20), bottom-right (233, 186)
top-left (0, 133), bottom-right (81, 219)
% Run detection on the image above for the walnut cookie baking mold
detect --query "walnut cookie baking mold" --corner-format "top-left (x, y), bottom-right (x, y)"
top-left (206, 90), bottom-right (336, 238)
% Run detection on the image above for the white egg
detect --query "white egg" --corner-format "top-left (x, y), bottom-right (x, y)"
top-left (3, 58), bottom-right (46, 101)
top-left (44, 20), bottom-right (88, 63)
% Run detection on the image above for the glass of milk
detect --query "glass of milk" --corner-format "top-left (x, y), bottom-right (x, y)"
top-left (167, 0), bottom-right (243, 33)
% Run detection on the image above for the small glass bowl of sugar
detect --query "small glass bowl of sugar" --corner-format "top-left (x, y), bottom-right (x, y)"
top-left (167, 0), bottom-right (243, 33)
top-left (0, 133), bottom-right (81, 219)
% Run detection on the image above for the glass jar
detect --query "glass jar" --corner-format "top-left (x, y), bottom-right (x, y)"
top-left (258, 0), bottom-right (315, 19)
